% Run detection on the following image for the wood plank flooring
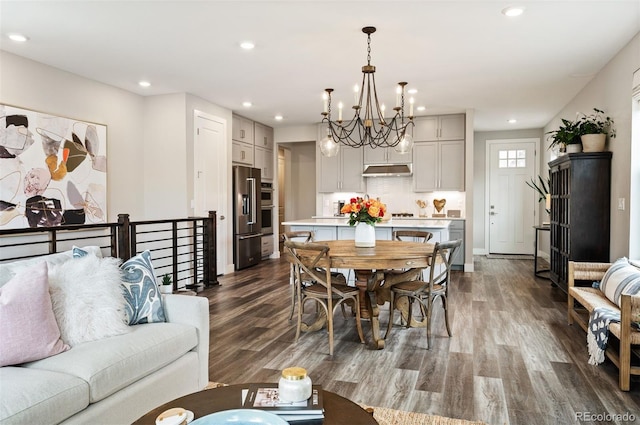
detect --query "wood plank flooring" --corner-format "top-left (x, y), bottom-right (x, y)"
top-left (200, 256), bottom-right (640, 425)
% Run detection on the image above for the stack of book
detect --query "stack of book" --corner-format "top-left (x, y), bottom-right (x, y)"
top-left (243, 384), bottom-right (324, 424)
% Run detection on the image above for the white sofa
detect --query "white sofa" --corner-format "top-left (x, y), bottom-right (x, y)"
top-left (0, 250), bottom-right (210, 425)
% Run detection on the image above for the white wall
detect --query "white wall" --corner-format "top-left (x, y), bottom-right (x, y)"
top-left (543, 32), bottom-right (640, 260)
top-left (0, 51), bottom-right (146, 220)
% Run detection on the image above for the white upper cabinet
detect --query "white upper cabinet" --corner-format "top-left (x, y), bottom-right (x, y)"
top-left (254, 122), bottom-right (274, 150)
top-left (413, 114), bottom-right (465, 141)
top-left (232, 114), bottom-right (254, 143)
top-left (363, 146), bottom-right (412, 164)
top-left (413, 140), bottom-right (464, 192)
top-left (254, 146), bottom-right (274, 181)
top-left (316, 124), bottom-right (364, 193)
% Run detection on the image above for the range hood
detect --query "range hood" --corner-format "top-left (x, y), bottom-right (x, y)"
top-left (362, 164), bottom-right (412, 177)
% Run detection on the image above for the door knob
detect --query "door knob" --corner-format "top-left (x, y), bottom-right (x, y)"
top-left (220, 215), bottom-right (225, 220)
top-left (489, 212), bottom-right (498, 215)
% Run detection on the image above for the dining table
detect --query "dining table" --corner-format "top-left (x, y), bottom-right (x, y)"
top-left (320, 239), bottom-right (436, 349)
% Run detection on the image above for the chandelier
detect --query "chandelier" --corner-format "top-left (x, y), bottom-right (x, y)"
top-left (319, 26), bottom-right (415, 157)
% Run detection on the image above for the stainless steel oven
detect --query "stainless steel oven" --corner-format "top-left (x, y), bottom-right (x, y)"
top-left (260, 205), bottom-right (274, 235)
top-left (260, 182), bottom-right (274, 206)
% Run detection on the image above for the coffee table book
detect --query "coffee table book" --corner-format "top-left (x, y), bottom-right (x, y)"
top-left (243, 384), bottom-right (324, 419)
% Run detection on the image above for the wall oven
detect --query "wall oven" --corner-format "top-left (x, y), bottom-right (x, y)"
top-left (260, 182), bottom-right (274, 235)
top-left (260, 205), bottom-right (274, 235)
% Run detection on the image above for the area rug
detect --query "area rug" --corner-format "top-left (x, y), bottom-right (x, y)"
top-left (206, 383), bottom-right (485, 425)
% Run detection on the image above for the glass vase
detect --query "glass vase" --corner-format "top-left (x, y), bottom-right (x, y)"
top-left (354, 222), bottom-right (376, 247)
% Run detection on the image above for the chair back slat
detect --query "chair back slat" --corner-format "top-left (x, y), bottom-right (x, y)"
top-left (393, 230), bottom-right (433, 243)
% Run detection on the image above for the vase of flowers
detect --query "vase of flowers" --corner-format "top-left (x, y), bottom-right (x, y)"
top-left (340, 196), bottom-right (386, 247)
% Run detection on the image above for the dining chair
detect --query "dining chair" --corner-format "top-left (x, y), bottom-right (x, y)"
top-left (388, 230), bottom-right (435, 283)
top-left (282, 231), bottom-right (314, 320)
top-left (283, 240), bottom-right (365, 355)
top-left (384, 239), bottom-right (462, 349)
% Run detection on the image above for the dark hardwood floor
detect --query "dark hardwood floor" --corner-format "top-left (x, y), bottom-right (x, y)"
top-left (200, 256), bottom-right (640, 425)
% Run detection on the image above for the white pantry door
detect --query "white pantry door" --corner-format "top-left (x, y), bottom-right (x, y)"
top-left (487, 139), bottom-right (537, 254)
top-left (194, 112), bottom-right (227, 274)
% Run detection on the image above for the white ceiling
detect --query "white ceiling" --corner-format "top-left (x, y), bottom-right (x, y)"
top-left (1, 1), bottom-right (639, 132)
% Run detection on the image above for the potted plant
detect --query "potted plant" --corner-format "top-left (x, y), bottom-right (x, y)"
top-left (160, 273), bottom-right (173, 294)
top-left (576, 108), bottom-right (616, 152)
top-left (546, 118), bottom-right (581, 154)
top-left (526, 174), bottom-right (550, 215)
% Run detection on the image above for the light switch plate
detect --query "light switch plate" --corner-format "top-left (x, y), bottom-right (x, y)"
top-left (618, 198), bottom-right (625, 211)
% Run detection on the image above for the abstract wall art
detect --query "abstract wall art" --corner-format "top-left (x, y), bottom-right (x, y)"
top-left (0, 104), bottom-right (107, 229)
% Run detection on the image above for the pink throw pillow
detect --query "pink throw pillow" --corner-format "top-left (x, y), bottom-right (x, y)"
top-left (0, 262), bottom-right (69, 366)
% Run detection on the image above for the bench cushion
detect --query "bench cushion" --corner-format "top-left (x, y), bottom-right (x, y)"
top-left (0, 367), bottom-right (88, 425)
top-left (23, 322), bottom-right (197, 403)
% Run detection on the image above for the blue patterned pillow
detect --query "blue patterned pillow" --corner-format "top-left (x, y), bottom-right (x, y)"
top-left (120, 250), bottom-right (166, 325)
top-left (72, 246), bottom-right (89, 258)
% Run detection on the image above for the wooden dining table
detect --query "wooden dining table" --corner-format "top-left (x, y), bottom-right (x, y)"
top-left (322, 239), bottom-right (435, 349)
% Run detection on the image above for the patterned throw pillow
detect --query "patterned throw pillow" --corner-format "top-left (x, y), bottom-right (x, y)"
top-left (120, 250), bottom-right (166, 325)
top-left (599, 257), bottom-right (640, 306)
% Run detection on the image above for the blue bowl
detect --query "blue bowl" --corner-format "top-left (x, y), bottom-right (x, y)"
top-left (190, 409), bottom-right (289, 425)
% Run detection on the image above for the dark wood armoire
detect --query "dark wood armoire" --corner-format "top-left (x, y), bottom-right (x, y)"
top-left (549, 152), bottom-right (612, 293)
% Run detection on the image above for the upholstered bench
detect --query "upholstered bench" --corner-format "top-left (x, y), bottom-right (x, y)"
top-left (567, 260), bottom-right (640, 391)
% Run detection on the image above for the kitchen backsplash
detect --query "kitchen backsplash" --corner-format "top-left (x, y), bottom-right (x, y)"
top-left (317, 176), bottom-right (466, 218)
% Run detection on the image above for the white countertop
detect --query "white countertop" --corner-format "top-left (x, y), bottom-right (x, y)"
top-left (312, 215), bottom-right (465, 221)
top-left (283, 218), bottom-right (451, 229)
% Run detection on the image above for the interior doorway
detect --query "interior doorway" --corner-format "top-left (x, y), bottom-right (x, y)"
top-left (486, 138), bottom-right (538, 254)
top-left (278, 147), bottom-right (287, 253)
top-left (193, 111), bottom-right (227, 274)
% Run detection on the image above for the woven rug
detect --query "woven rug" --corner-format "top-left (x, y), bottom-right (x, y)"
top-left (206, 383), bottom-right (485, 425)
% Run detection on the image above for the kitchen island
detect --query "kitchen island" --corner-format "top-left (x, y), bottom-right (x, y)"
top-left (281, 218), bottom-right (451, 242)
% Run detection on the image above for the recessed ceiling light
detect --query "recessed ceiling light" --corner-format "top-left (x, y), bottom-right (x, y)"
top-left (274, 115), bottom-right (283, 121)
top-left (508, 119), bottom-right (517, 124)
top-left (502, 6), bottom-right (525, 17)
top-left (416, 106), bottom-right (426, 112)
top-left (240, 41), bottom-right (255, 50)
top-left (408, 88), bottom-right (418, 94)
top-left (242, 101), bottom-right (252, 108)
top-left (138, 81), bottom-right (151, 88)
top-left (8, 33), bottom-right (28, 42)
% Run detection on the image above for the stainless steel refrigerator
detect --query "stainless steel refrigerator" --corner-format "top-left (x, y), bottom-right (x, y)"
top-left (233, 166), bottom-right (262, 270)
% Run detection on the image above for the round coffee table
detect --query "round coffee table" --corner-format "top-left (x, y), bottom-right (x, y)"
top-left (133, 384), bottom-right (378, 424)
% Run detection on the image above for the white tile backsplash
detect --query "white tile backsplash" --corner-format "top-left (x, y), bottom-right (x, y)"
top-left (318, 176), bottom-right (466, 218)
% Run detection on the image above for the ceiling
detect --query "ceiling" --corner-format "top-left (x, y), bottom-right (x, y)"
top-left (1, 1), bottom-right (639, 132)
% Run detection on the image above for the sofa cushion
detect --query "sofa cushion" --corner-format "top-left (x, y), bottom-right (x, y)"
top-left (600, 257), bottom-right (640, 306)
top-left (24, 322), bottom-right (197, 403)
top-left (0, 366), bottom-right (89, 425)
top-left (0, 262), bottom-right (69, 367)
top-left (120, 250), bottom-right (166, 325)
top-left (48, 254), bottom-right (129, 346)
top-left (0, 245), bottom-right (103, 288)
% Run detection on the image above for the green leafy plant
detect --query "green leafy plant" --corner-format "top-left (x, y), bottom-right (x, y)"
top-left (546, 118), bottom-right (580, 150)
top-left (161, 274), bottom-right (172, 286)
top-left (576, 108), bottom-right (616, 138)
top-left (526, 175), bottom-right (550, 214)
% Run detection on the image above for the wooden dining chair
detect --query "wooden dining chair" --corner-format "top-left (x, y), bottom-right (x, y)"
top-left (391, 229), bottom-right (434, 280)
top-left (282, 231), bottom-right (314, 320)
top-left (384, 239), bottom-right (462, 349)
top-left (283, 240), bottom-right (365, 355)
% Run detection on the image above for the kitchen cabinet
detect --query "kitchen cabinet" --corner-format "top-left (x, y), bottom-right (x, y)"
top-left (447, 220), bottom-right (465, 270)
top-left (254, 122), bottom-right (274, 150)
top-left (316, 125), bottom-right (364, 193)
top-left (261, 234), bottom-right (274, 258)
top-left (413, 141), bottom-right (464, 191)
top-left (232, 114), bottom-right (254, 144)
top-left (232, 140), bottom-right (254, 165)
top-left (413, 114), bottom-right (465, 141)
top-left (363, 145), bottom-right (411, 165)
top-left (254, 146), bottom-right (274, 181)
top-left (549, 152), bottom-right (611, 293)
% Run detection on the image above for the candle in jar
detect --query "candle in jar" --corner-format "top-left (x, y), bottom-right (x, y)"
top-left (278, 367), bottom-right (312, 403)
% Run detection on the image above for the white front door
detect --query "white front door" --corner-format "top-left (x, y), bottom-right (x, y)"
top-left (487, 139), bottom-right (537, 254)
top-left (194, 112), bottom-right (227, 274)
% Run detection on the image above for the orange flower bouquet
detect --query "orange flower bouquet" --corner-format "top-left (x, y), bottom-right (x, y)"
top-left (340, 197), bottom-right (386, 226)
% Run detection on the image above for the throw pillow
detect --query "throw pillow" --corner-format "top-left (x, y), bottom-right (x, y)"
top-left (0, 262), bottom-right (69, 366)
top-left (599, 257), bottom-right (640, 306)
top-left (120, 250), bottom-right (166, 325)
top-left (48, 254), bottom-right (129, 346)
